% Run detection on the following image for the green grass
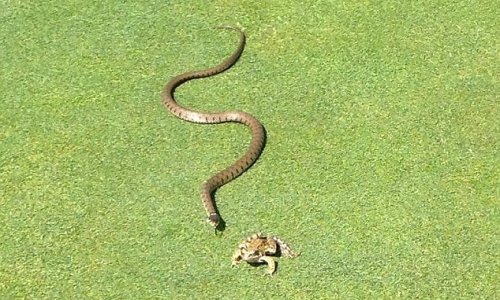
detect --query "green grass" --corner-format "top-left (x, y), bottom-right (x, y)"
top-left (0, 1), bottom-right (498, 298)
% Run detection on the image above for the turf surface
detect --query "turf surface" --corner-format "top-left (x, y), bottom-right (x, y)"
top-left (0, 1), bottom-right (498, 298)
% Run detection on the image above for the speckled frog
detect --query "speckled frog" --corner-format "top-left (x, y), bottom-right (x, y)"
top-left (231, 233), bottom-right (298, 275)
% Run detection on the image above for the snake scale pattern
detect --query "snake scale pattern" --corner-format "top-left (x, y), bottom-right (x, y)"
top-left (162, 26), bottom-right (265, 230)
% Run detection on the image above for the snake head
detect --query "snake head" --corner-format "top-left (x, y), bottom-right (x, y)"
top-left (207, 213), bottom-right (226, 232)
top-left (206, 213), bottom-right (220, 227)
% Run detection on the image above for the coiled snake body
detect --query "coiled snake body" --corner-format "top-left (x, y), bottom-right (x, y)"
top-left (162, 26), bottom-right (265, 230)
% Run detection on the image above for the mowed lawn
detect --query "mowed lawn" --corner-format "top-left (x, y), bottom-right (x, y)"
top-left (0, 1), bottom-right (497, 299)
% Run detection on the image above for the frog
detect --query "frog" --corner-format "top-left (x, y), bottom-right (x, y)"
top-left (231, 232), bottom-right (298, 275)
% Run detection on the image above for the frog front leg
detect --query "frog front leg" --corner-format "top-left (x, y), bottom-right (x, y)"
top-left (231, 250), bottom-right (243, 267)
top-left (259, 256), bottom-right (277, 275)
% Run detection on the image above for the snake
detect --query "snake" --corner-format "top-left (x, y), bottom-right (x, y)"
top-left (162, 26), bottom-right (266, 230)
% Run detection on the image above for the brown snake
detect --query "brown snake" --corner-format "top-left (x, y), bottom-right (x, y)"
top-left (162, 26), bottom-right (265, 230)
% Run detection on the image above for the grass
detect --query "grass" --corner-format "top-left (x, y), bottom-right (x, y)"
top-left (0, 0), bottom-right (498, 298)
